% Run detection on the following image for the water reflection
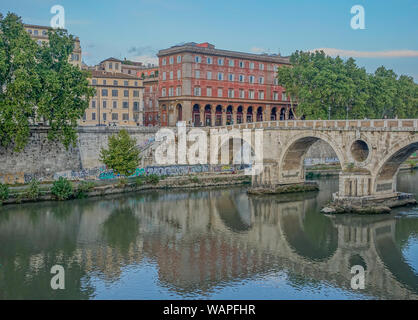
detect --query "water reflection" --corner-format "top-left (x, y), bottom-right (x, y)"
top-left (0, 172), bottom-right (417, 299)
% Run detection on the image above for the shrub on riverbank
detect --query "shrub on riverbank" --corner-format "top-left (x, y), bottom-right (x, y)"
top-left (74, 181), bottom-right (96, 199)
top-left (134, 174), bottom-right (160, 187)
top-left (26, 179), bottom-right (40, 200)
top-left (51, 177), bottom-right (73, 200)
top-left (0, 183), bottom-right (10, 204)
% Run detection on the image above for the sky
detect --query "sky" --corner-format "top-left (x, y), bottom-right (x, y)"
top-left (2, 0), bottom-right (418, 81)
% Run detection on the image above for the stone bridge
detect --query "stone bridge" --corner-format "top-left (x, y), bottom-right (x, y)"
top-left (205, 119), bottom-right (418, 210)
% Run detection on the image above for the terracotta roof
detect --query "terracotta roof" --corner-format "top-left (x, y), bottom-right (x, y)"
top-left (158, 43), bottom-right (290, 64)
top-left (100, 57), bottom-right (123, 63)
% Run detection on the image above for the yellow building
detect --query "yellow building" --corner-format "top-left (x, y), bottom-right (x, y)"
top-left (81, 59), bottom-right (144, 126)
top-left (24, 24), bottom-right (82, 68)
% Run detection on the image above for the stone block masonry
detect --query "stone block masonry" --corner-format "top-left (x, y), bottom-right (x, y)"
top-left (0, 126), bottom-right (158, 184)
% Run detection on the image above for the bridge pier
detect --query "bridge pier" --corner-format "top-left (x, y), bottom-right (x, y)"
top-left (248, 160), bottom-right (319, 195)
top-left (323, 172), bottom-right (417, 214)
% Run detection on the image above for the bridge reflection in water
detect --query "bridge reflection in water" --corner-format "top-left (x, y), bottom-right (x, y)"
top-left (0, 173), bottom-right (417, 299)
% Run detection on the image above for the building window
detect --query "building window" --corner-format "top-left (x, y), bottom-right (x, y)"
top-left (177, 69), bottom-right (181, 79)
top-left (218, 58), bottom-right (224, 65)
top-left (115, 63), bottom-right (119, 70)
top-left (249, 62), bottom-right (254, 69)
top-left (101, 89), bottom-right (108, 96)
top-left (176, 87), bottom-right (181, 96)
top-left (274, 78), bottom-right (279, 85)
top-left (194, 87), bottom-right (201, 96)
top-left (273, 92), bottom-right (279, 100)
top-left (239, 75), bottom-right (245, 82)
top-left (103, 80), bottom-right (107, 85)
top-left (169, 87), bottom-right (174, 96)
top-left (162, 58), bottom-right (166, 65)
top-left (124, 80), bottom-right (128, 86)
top-left (92, 113), bottom-right (96, 121)
top-left (123, 113), bottom-right (129, 121)
top-left (169, 56), bottom-right (174, 64)
top-left (207, 57), bottom-right (212, 64)
top-left (228, 74), bottom-right (234, 82)
top-left (113, 101), bottom-right (118, 108)
top-left (177, 55), bottom-right (181, 63)
top-left (239, 61), bottom-right (244, 68)
top-left (109, 63), bottom-right (113, 69)
top-left (207, 71), bottom-right (212, 80)
top-left (113, 80), bottom-right (118, 85)
top-left (228, 89), bottom-right (234, 98)
top-left (239, 89), bottom-right (245, 99)
top-left (112, 89), bottom-right (118, 97)
top-left (259, 76), bottom-right (264, 84)
top-left (134, 81), bottom-right (138, 86)
top-left (249, 90), bottom-right (254, 99)
top-left (123, 101), bottom-right (129, 108)
top-left (133, 90), bottom-right (139, 97)
top-left (217, 72), bottom-right (223, 81)
top-left (195, 56), bottom-right (201, 63)
top-left (229, 59), bottom-right (234, 67)
top-left (162, 88), bottom-right (166, 97)
top-left (112, 113), bottom-right (118, 120)
top-left (259, 91), bottom-right (264, 99)
top-left (133, 102), bottom-right (139, 111)
top-left (195, 70), bottom-right (200, 79)
top-left (83, 113), bottom-right (86, 121)
top-left (169, 71), bottom-right (173, 80)
top-left (259, 63), bottom-right (264, 70)
top-left (92, 79), bottom-right (97, 85)
top-left (162, 72), bottom-right (166, 80)
top-left (217, 88), bottom-right (223, 97)
top-left (103, 100), bottom-right (107, 108)
top-left (282, 92), bottom-right (287, 101)
top-left (103, 113), bottom-right (107, 121)
top-left (92, 100), bottom-right (96, 108)
top-left (249, 75), bottom-right (255, 84)
top-left (122, 90), bottom-right (128, 97)
top-left (207, 87), bottom-right (212, 97)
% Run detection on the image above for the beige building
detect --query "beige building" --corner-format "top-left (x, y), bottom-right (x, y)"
top-left (81, 58), bottom-right (144, 126)
top-left (24, 24), bottom-right (82, 68)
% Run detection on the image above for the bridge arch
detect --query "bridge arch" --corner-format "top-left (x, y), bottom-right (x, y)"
top-left (373, 136), bottom-right (418, 194)
top-left (278, 132), bottom-right (345, 183)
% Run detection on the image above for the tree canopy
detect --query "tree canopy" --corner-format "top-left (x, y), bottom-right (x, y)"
top-left (100, 129), bottom-right (141, 176)
top-left (0, 12), bottom-right (95, 151)
top-left (276, 50), bottom-right (418, 120)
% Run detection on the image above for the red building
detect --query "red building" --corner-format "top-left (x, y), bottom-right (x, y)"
top-left (157, 42), bottom-right (294, 127)
top-left (143, 78), bottom-right (159, 126)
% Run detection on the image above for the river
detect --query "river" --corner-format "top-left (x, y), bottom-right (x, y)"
top-left (0, 171), bottom-right (417, 300)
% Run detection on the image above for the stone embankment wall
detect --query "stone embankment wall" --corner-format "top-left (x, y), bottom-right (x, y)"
top-left (0, 126), bottom-right (157, 184)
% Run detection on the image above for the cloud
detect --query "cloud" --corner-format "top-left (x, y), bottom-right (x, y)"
top-left (128, 45), bottom-right (156, 56)
top-left (129, 55), bottom-right (159, 66)
top-left (251, 47), bottom-right (268, 54)
top-left (311, 48), bottom-right (418, 58)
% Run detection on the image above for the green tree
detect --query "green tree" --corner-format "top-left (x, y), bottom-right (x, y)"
top-left (0, 12), bottom-right (95, 151)
top-left (100, 129), bottom-right (140, 176)
top-left (276, 50), bottom-right (418, 120)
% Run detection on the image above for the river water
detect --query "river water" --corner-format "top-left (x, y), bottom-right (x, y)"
top-left (0, 171), bottom-right (417, 300)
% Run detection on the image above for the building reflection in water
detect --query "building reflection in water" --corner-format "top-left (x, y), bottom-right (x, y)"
top-left (0, 175), bottom-right (417, 299)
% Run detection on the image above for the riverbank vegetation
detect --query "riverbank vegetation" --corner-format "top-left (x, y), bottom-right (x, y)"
top-left (100, 130), bottom-right (141, 176)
